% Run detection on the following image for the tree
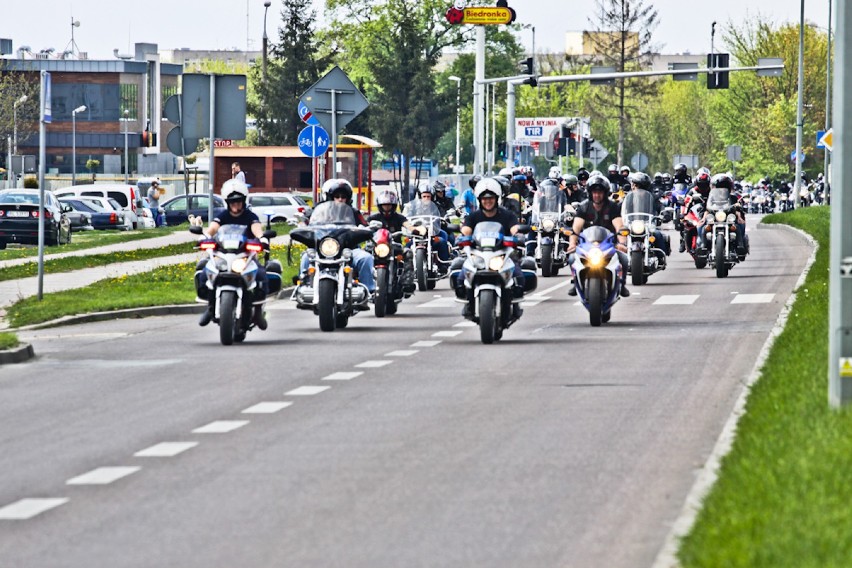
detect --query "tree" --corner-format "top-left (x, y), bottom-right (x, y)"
top-left (0, 68), bottom-right (39, 163)
top-left (581, 0), bottom-right (660, 166)
top-left (250, 0), bottom-right (330, 146)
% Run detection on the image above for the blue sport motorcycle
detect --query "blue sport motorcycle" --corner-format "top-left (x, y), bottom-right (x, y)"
top-left (569, 226), bottom-right (623, 326)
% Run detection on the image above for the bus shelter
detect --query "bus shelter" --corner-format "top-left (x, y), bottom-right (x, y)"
top-left (315, 134), bottom-right (382, 213)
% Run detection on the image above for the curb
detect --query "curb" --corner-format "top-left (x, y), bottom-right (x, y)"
top-left (0, 342), bottom-right (35, 365)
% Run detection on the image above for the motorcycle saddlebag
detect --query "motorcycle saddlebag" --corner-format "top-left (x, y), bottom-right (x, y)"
top-left (522, 271), bottom-right (538, 293)
top-left (266, 260), bottom-right (283, 295)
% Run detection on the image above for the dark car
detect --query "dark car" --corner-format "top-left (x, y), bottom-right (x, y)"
top-left (60, 201), bottom-right (94, 232)
top-left (160, 194), bottom-right (226, 226)
top-left (0, 189), bottom-right (72, 249)
top-left (59, 198), bottom-right (123, 231)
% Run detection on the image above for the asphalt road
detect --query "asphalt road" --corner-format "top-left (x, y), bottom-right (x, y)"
top-left (0, 222), bottom-right (811, 567)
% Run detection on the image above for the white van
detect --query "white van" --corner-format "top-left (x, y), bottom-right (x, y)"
top-left (54, 184), bottom-right (143, 229)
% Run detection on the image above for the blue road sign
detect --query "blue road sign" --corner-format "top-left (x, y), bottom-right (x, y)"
top-left (817, 130), bottom-right (826, 149)
top-left (298, 101), bottom-right (320, 126)
top-left (790, 150), bottom-right (806, 163)
top-left (298, 125), bottom-right (330, 158)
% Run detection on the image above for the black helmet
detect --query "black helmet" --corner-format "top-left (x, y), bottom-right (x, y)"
top-left (432, 180), bottom-right (447, 194)
top-left (586, 174), bottom-right (611, 199)
top-left (468, 174), bottom-right (482, 190)
top-left (629, 172), bottom-right (652, 190)
top-left (675, 163), bottom-right (687, 176)
top-left (577, 168), bottom-right (590, 182)
top-left (653, 171), bottom-right (663, 183)
top-left (711, 173), bottom-right (734, 190)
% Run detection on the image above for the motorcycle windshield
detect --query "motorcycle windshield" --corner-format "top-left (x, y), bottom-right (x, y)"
top-left (622, 189), bottom-right (655, 218)
top-left (673, 183), bottom-right (689, 198)
top-left (308, 201), bottom-right (359, 227)
top-left (532, 185), bottom-right (564, 218)
top-left (217, 224), bottom-right (248, 252)
top-left (406, 201), bottom-right (442, 233)
top-left (580, 225), bottom-right (612, 245)
top-left (707, 187), bottom-right (731, 211)
top-left (472, 221), bottom-right (505, 249)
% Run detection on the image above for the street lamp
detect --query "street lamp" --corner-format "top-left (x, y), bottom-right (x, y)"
top-left (122, 110), bottom-right (129, 184)
top-left (71, 105), bottom-right (86, 186)
top-left (13, 94), bottom-right (27, 156)
top-left (448, 76), bottom-right (462, 178)
top-left (263, 0), bottom-right (271, 85)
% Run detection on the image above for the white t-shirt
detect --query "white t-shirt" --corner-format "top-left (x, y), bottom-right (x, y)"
top-left (233, 170), bottom-right (246, 183)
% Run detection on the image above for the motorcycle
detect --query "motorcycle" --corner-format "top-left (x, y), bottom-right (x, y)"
top-left (670, 182), bottom-right (690, 228)
top-left (702, 186), bottom-right (746, 278)
top-left (408, 213), bottom-right (456, 291)
top-left (621, 189), bottom-right (666, 285)
top-left (290, 202), bottom-right (373, 332)
top-left (569, 226), bottom-right (623, 327)
top-left (530, 183), bottom-right (571, 277)
top-left (681, 197), bottom-right (710, 269)
top-left (369, 226), bottom-right (412, 317)
top-left (453, 222), bottom-right (537, 344)
top-left (191, 224), bottom-right (282, 345)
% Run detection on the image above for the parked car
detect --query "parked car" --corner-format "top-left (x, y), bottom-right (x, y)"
top-left (56, 198), bottom-right (94, 232)
top-left (59, 197), bottom-right (126, 231)
top-left (159, 194), bottom-right (225, 226)
top-left (0, 189), bottom-right (72, 248)
top-left (54, 184), bottom-right (143, 229)
top-left (74, 196), bottom-right (131, 231)
top-left (247, 192), bottom-right (312, 223)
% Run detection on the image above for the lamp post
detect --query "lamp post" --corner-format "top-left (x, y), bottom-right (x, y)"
top-left (71, 105), bottom-right (86, 186)
top-left (122, 110), bottom-right (129, 184)
top-left (13, 94), bottom-right (27, 156)
top-left (448, 76), bottom-right (462, 181)
top-left (263, 0), bottom-right (271, 85)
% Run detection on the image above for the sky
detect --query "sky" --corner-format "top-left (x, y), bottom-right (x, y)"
top-left (0, 0), bottom-right (832, 60)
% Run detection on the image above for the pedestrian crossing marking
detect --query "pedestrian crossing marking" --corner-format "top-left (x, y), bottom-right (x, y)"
top-left (731, 293), bottom-right (775, 304)
top-left (653, 295), bottom-right (699, 305)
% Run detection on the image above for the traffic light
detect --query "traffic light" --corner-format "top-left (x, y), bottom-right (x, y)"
top-left (519, 57), bottom-right (537, 87)
top-left (707, 53), bottom-right (730, 89)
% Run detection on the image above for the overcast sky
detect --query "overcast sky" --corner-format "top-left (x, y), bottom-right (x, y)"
top-left (0, 0), bottom-right (832, 59)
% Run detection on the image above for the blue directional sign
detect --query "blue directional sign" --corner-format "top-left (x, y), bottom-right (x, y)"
top-left (297, 125), bottom-right (330, 158)
top-left (298, 101), bottom-right (320, 126)
top-left (817, 130), bottom-right (826, 149)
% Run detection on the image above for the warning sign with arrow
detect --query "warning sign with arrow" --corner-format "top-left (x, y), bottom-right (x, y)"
top-left (818, 128), bottom-right (834, 152)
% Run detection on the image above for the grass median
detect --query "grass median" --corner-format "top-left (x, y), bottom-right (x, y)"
top-left (678, 206), bottom-right (852, 567)
top-left (0, 332), bottom-right (19, 350)
top-left (5, 247), bottom-right (302, 328)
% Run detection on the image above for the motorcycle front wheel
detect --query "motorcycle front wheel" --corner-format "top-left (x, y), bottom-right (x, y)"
top-left (478, 289), bottom-right (498, 344)
top-left (715, 235), bottom-right (728, 278)
top-left (587, 277), bottom-right (603, 327)
top-left (219, 290), bottom-right (238, 345)
top-left (540, 243), bottom-right (554, 277)
top-left (318, 279), bottom-right (337, 332)
top-left (415, 249), bottom-right (428, 291)
top-left (630, 250), bottom-right (645, 286)
top-left (374, 267), bottom-right (388, 318)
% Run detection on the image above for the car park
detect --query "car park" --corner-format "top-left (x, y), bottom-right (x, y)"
top-left (159, 194), bottom-right (226, 226)
top-left (247, 192), bottom-right (312, 223)
top-left (54, 184), bottom-right (143, 229)
top-left (59, 197), bottom-right (127, 231)
top-left (74, 196), bottom-right (132, 231)
top-left (0, 189), bottom-right (72, 248)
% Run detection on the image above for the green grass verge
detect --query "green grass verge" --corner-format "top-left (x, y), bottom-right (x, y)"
top-left (0, 332), bottom-right (20, 350)
top-left (678, 206), bottom-right (852, 567)
top-left (5, 249), bottom-right (301, 328)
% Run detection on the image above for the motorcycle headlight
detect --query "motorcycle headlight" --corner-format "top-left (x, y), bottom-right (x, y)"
top-left (471, 255), bottom-right (487, 269)
top-left (586, 248), bottom-right (605, 267)
top-left (727, 213), bottom-right (736, 223)
top-left (231, 257), bottom-right (248, 273)
top-left (630, 220), bottom-right (646, 235)
top-left (715, 210), bottom-right (727, 222)
top-left (319, 238), bottom-right (340, 257)
top-left (542, 219), bottom-right (555, 231)
top-left (214, 257), bottom-right (228, 271)
top-left (374, 243), bottom-right (391, 258)
top-left (488, 255), bottom-right (505, 271)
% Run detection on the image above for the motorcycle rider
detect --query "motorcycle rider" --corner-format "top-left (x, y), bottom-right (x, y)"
top-left (402, 183), bottom-right (451, 266)
top-left (567, 173), bottom-right (631, 297)
top-left (619, 165), bottom-right (631, 189)
top-left (526, 177), bottom-right (568, 257)
top-left (453, 177), bottom-right (528, 319)
top-left (563, 174), bottom-right (586, 203)
top-left (673, 162), bottom-right (692, 186)
top-left (196, 179), bottom-right (269, 329)
top-left (433, 180), bottom-right (457, 216)
top-left (681, 167), bottom-right (712, 252)
top-left (651, 172), bottom-right (667, 200)
top-left (710, 172), bottom-right (749, 256)
top-left (298, 178), bottom-right (376, 294)
top-left (367, 190), bottom-right (416, 294)
top-left (577, 167), bottom-right (590, 192)
top-left (661, 172), bottom-right (673, 191)
top-left (628, 172), bottom-right (671, 258)
top-left (607, 164), bottom-right (623, 186)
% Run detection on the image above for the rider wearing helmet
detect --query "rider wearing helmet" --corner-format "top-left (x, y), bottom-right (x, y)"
top-left (607, 163), bottom-right (623, 185)
top-left (563, 174), bottom-right (585, 202)
top-left (651, 171), bottom-right (666, 199)
top-left (432, 180), bottom-right (456, 217)
top-left (403, 181), bottom-right (451, 264)
top-left (367, 190), bottom-right (416, 293)
top-left (567, 173), bottom-right (631, 297)
top-left (674, 163), bottom-right (691, 185)
top-left (661, 172), bottom-right (673, 190)
top-left (619, 165), bottom-right (631, 188)
top-left (577, 167), bottom-right (590, 188)
top-left (196, 179), bottom-right (270, 328)
top-left (628, 172), bottom-right (671, 257)
top-left (709, 172), bottom-right (749, 257)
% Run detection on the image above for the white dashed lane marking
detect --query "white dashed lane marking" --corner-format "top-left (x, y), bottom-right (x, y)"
top-left (0, 498), bottom-right (69, 520)
top-left (453, 321), bottom-right (476, 328)
top-left (355, 360), bottom-right (393, 368)
top-left (66, 466), bottom-right (141, 486)
top-left (385, 350), bottom-right (419, 357)
top-left (322, 372), bottom-right (363, 381)
top-left (242, 402), bottom-right (293, 414)
top-left (432, 331), bottom-right (463, 338)
top-left (285, 386), bottom-right (331, 396)
top-left (411, 340), bottom-right (442, 347)
top-left (731, 293), bottom-right (775, 304)
top-left (417, 298), bottom-right (457, 308)
top-left (653, 294), bottom-right (700, 305)
top-left (134, 442), bottom-right (198, 457)
top-left (192, 420), bottom-right (250, 434)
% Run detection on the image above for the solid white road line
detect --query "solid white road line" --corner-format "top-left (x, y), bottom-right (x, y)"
top-left (285, 386), bottom-right (330, 396)
top-left (66, 466), bottom-right (141, 485)
top-left (384, 350), bottom-right (419, 357)
top-left (731, 293), bottom-right (775, 304)
top-left (432, 330), bottom-right (463, 338)
top-left (242, 402), bottom-right (294, 414)
top-left (321, 372), bottom-right (363, 381)
top-left (355, 360), bottom-right (393, 368)
top-left (411, 340), bottom-right (442, 347)
top-left (0, 498), bottom-right (69, 520)
top-left (192, 420), bottom-right (250, 434)
top-left (134, 442), bottom-right (199, 457)
top-left (653, 294), bottom-right (700, 305)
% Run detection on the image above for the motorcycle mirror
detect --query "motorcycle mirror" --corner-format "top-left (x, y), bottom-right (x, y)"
top-left (369, 220), bottom-right (383, 230)
top-left (189, 225), bottom-right (204, 235)
top-left (516, 224), bottom-right (531, 234)
top-left (446, 223), bottom-right (460, 233)
top-left (263, 229), bottom-right (277, 240)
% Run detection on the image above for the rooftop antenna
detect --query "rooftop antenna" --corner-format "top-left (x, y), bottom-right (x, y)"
top-left (63, 16), bottom-right (82, 58)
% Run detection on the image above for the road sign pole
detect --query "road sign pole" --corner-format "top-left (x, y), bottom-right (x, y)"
top-left (209, 75), bottom-right (216, 222)
top-left (331, 89), bottom-right (338, 178)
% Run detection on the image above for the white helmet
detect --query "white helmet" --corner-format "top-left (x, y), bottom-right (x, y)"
top-left (221, 179), bottom-right (249, 203)
top-left (548, 166), bottom-right (562, 180)
top-left (474, 177), bottom-right (502, 201)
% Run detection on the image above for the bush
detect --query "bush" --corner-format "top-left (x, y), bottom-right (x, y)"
top-left (23, 176), bottom-right (38, 188)
top-left (0, 332), bottom-right (19, 350)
